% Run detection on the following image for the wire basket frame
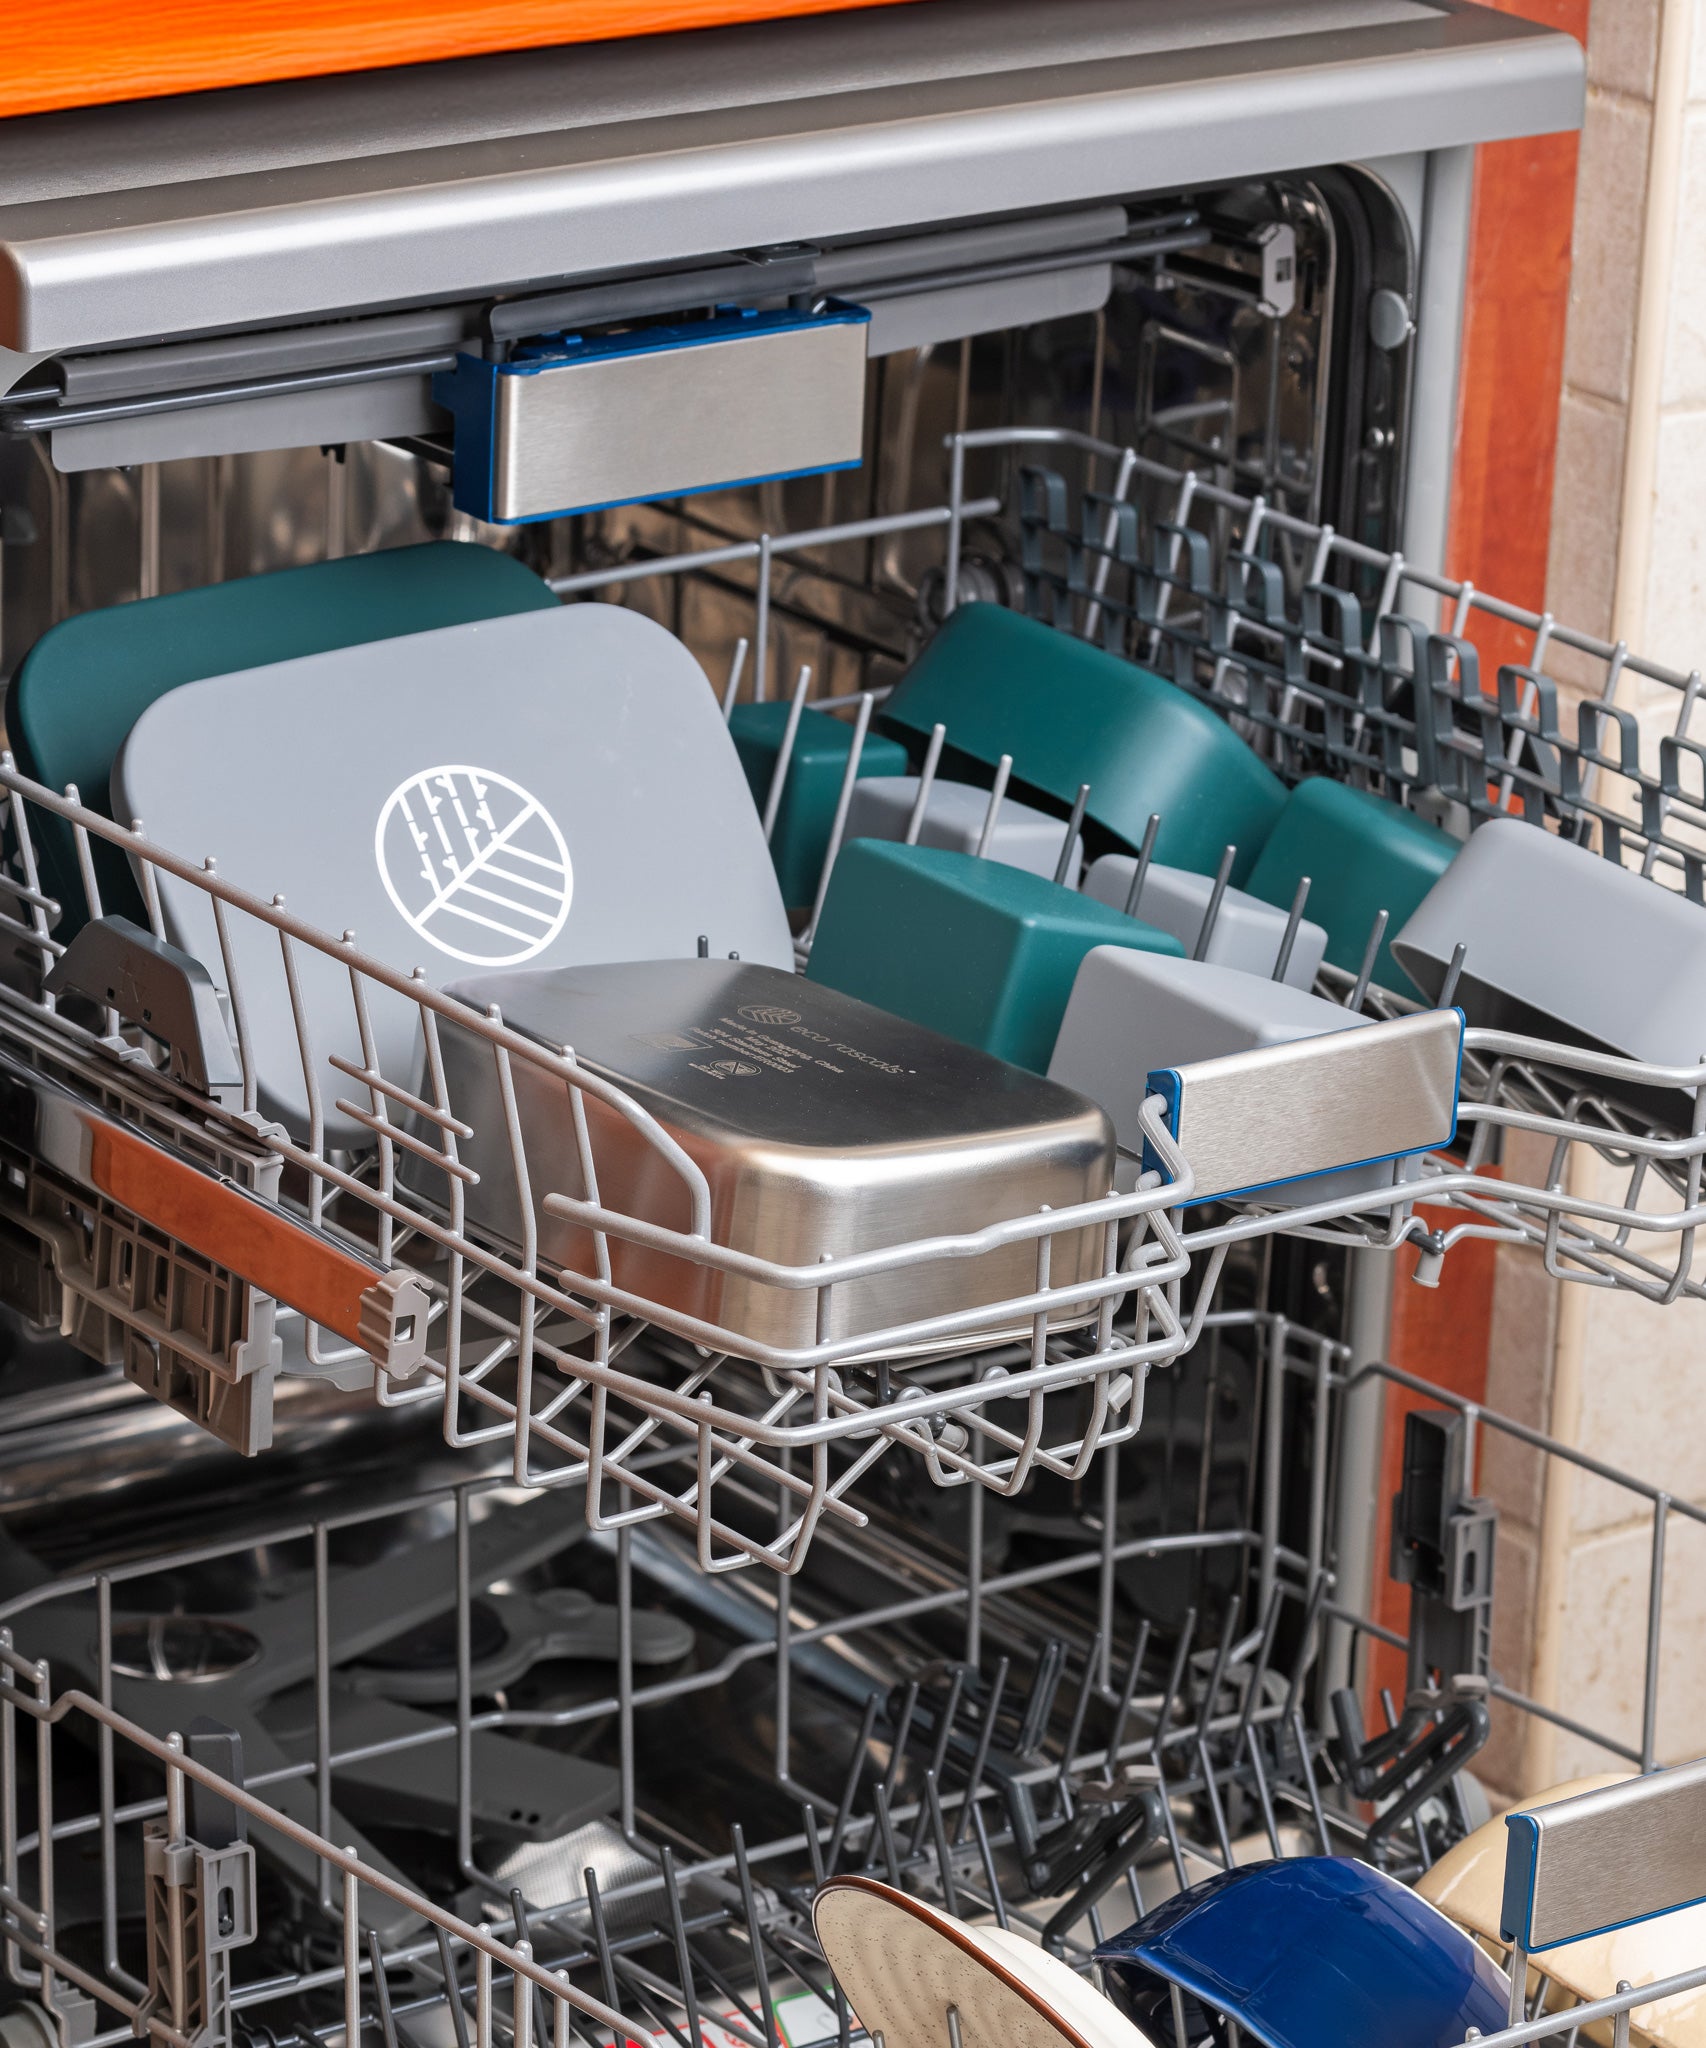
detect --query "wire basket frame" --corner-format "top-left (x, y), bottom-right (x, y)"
top-left (2, 1312), bottom-right (1703, 2048)
top-left (0, 766), bottom-right (1207, 1575)
top-left (553, 425), bottom-right (1706, 1307)
top-left (981, 426), bottom-right (1705, 886)
top-left (940, 425), bottom-right (1706, 1303)
top-left (0, 419), bottom-right (1700, 1545)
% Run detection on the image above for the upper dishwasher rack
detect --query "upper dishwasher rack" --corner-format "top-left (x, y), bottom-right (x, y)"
top-left (0, 421), bottom-right (1697, 1575)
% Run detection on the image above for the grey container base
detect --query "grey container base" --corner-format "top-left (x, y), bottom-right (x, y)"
top-left (843, 774), bottom-right (1081, 881)
top-left (1083, 853), bottom-right (1326, 988)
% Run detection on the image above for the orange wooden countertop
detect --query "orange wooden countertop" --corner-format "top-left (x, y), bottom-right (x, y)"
top-left (3, 0), bottom-right (927, 121)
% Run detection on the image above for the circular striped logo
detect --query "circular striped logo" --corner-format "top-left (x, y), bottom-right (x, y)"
top-left (376, 766), bottom-right (572, 967)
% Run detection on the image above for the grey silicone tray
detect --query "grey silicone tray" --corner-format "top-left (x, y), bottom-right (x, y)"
top-left (112, 603), bottom-right (795, 1141)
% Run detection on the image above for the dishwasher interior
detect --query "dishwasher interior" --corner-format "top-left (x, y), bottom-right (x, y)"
top-left (0, 169), bottom-right (1404, 648)
top-left (2, 117), bottom-right (1705, 2048)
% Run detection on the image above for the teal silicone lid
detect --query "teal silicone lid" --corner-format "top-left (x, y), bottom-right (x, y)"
top-left (879, 603), bottom-right (1286, 883)
top-left (730, 701), bottom-right (909, 908)
top-left (1244, 777), bottom-right (1461, 998)
top-left (7, 541), bottom-right (559, 937)
top-left (806, 838), bottom-right (1186, 1071)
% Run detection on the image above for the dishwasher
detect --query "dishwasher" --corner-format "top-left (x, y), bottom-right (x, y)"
top-left (2, 6), bottom-right (1704, 2048)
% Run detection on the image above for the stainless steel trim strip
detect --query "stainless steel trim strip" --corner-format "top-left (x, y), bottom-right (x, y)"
top-left (46, 372), bottom-right (443, 472)
top-left (4, 351), bottom-right (457, 433)
top-left (862, 264), bottom-right (1112, 358)
top-left (1163, 1008), bottom-right (1462, 1203)
top-left (1503, 1758), bottom-right (1706, 1953)
top-left (54, 305), bottom-right (474, 402)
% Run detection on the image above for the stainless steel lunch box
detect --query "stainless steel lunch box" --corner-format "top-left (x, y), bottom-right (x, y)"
top-left (406, 960), bottom-right (1116, 1356)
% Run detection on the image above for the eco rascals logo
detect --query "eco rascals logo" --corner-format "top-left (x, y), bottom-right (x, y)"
top-left (376, 766), bottom-right (572, 966)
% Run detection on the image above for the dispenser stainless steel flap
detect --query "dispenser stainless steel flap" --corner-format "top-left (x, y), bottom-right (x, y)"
top-left (437, 305), bottom-right (869, 523)
top-left (1146, 1007), bottom-right (1463, 1205)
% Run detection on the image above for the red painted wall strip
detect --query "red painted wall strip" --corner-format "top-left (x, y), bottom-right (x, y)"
top-left (1446, 0), bottom-right (1590, 678)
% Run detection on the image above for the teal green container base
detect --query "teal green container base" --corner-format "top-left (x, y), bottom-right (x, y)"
top-left (878, 603), bottom-right (1286, 883)
top-left (8, 541), bottom-right (558, 937)
top-left (806, 839), bottom-right (1186, 1071)
top-left (730, 701), bottom-right (909, 908)
top-left (1244, 777), bottom-right (1461, 998)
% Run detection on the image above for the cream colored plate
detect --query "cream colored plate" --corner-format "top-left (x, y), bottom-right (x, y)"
top-left (812, 1878), bottom-right (1156, 2048)
top-left (1419, 1774), bottom-right (1706, 2048)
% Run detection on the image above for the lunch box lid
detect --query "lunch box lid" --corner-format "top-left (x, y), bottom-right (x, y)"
top-left (442, 957), bottom-right (1117, 1164)
top-left (7, 540), bottom-right (559, 943)
top-left (879, 603), bottom-right (1286, 882)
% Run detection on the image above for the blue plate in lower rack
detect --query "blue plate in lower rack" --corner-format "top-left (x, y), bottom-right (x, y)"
top-left (1093, 1857), bottom-right (1511, 2048)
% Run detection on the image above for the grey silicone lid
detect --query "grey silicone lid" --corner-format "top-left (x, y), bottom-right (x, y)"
top-left (112, 603), bottom-right (795, 1142)
top-left (1393, 816), bottom-right (1706, 1072)
top-left (1047, 948), bottom-right (1368, 1158)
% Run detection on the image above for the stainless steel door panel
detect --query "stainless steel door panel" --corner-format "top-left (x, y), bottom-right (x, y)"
top-left (0, 1), bottom-right (1582, 354)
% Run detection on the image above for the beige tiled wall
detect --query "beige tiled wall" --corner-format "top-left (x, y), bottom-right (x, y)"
top-left (1636, 0), bottom-right (1706, 682)
top-left (1543, 0), bottom-right (1658, 688)
top-left (1643, 75), bottom-right (1706, 674)
top-left (1544, 0), bottom-right (1706, 682)
top-left (1480, 0), bottom-right (1706, 1800)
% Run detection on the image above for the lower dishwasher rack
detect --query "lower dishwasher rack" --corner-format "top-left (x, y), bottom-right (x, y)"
top-left (2, 1311), bottom-right (1701, 2048)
